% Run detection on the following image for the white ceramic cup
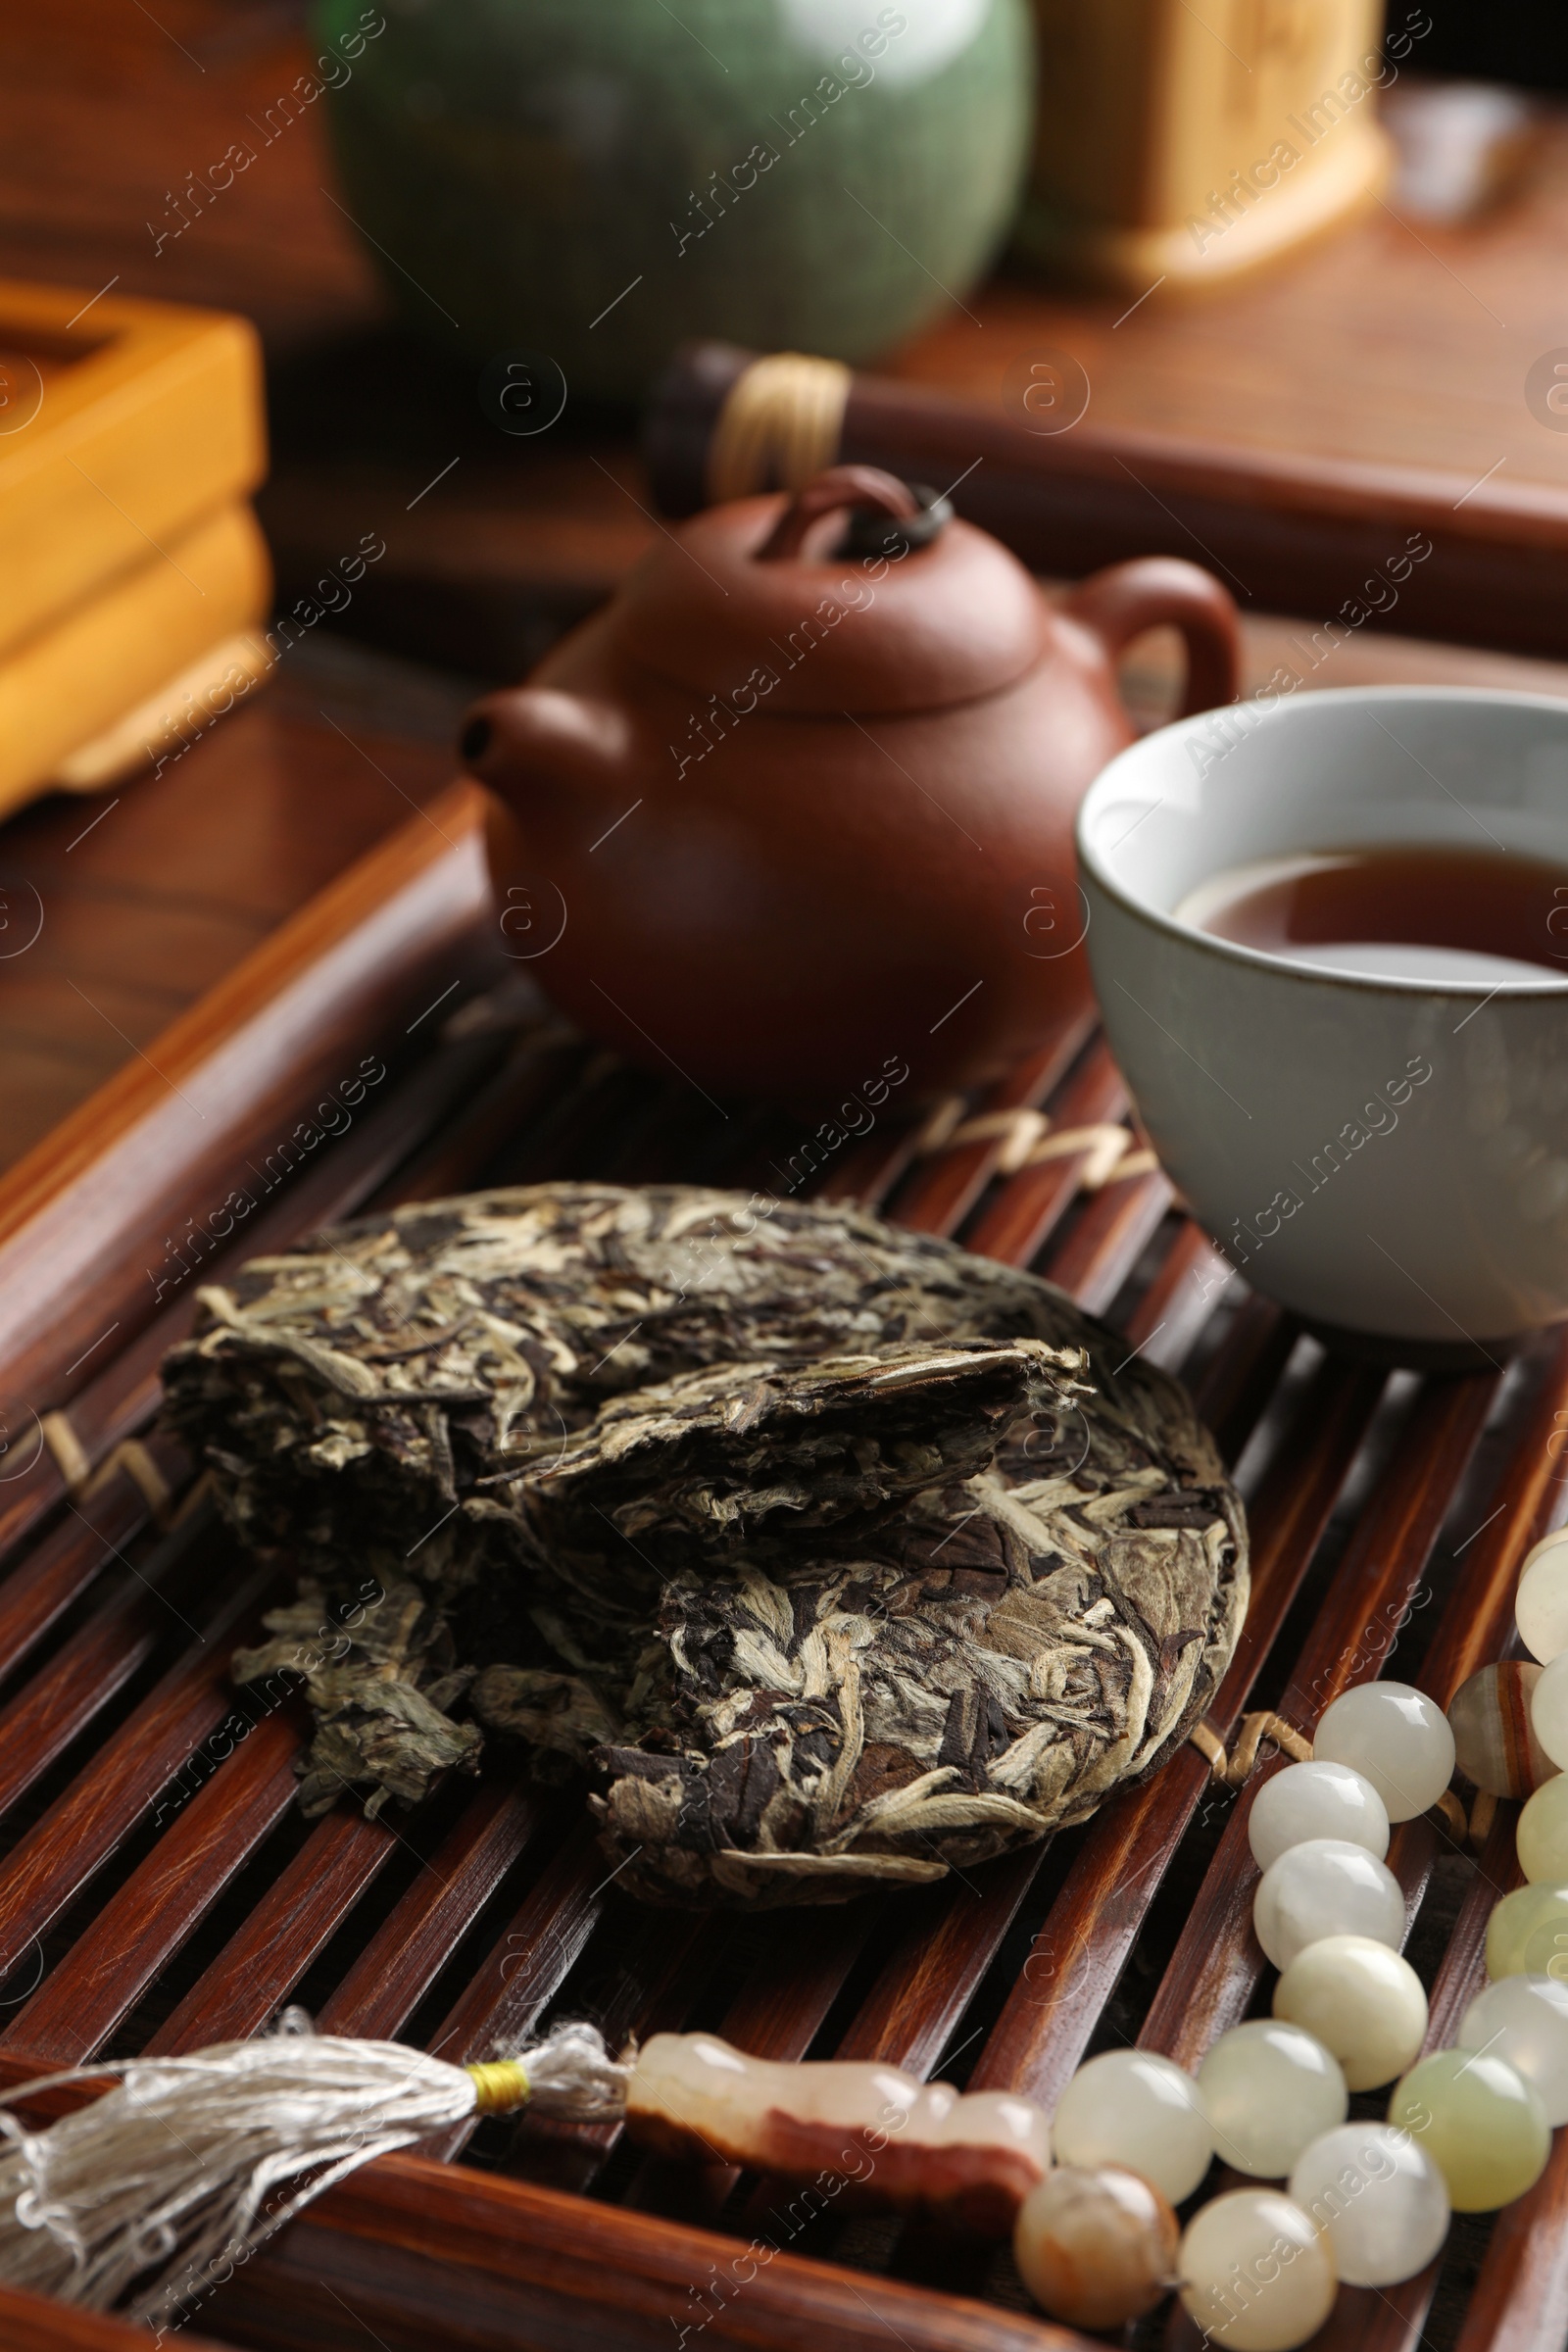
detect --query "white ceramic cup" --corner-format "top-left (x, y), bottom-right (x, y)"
top-left (1076, 685), bottom-right (1568, 1355)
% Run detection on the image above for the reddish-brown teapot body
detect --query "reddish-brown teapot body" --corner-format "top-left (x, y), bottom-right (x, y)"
top-left (462, 467), bottom-right (1238, 1106)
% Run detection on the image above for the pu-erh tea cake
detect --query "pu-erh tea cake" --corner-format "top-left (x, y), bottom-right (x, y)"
top-left (161, 1185), bottom-right (1248, 1905)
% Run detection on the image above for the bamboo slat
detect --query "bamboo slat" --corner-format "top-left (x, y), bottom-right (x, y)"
top-left (0, 793), bottom-right (1554, 2352)
top-left (1139, 1373), bottom-right (1498, 2067)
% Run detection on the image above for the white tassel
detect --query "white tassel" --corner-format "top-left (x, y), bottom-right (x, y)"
top-left (0, 2010), bottom-right (628, 2329)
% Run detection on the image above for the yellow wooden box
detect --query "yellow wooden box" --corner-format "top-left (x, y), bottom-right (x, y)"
top-left (0, 277), bottom-right (270, 815)
top-left (1017, 0), bottom-right (1392, 289)
top-left (0, 505), bottom-right (271, 817)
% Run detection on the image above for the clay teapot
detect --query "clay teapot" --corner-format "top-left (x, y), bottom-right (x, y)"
top-left (461, 466), bottom-right (1238, 1105)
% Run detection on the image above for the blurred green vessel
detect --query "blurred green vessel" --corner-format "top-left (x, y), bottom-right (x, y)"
top-left (313, 0), bottom-right (1033, 399)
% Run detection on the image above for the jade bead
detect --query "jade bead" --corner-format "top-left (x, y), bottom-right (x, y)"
top-left (1459, 1976), bottom-right (1568, 2127)
top-left (1485, 1881), bottom-right (1568, 1981)
top-left (1178, 2189), bottom-right (1338, 2351)
top-left (1012, 2164), bottom-right (1179, 2330)
top-left (1519, 1774), bottom-right (1568, 1884)
top-left (1515, 1526), bottom-right (1568, 1663)
top-left (1199, 2020), bottom-right (1348, 2179)
top-left (1387, 2049), bottom-right (1550, 2212)
top-left (1273, 1935), bottom-right (1428, 2091)
top-left (1052, 2048), bottom-right (1214, 2205)
top-left (1288, 2123), bottom-right (1448, 2287)
top-left (1248, 1761), bottom-right (1390, 1873)
top-left (1531, 1650), bottom-right (1568, 1772)
top-left (1313, 1682), bottom-right (1455, 1822)
top-left (1447, 1661), bottom-right (1557, 1798)
top-left (1253, 1838), bottom-right (1405, 1971)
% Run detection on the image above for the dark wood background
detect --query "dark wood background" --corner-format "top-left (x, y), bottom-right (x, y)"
top-left (6, 0), bottom-right (1568, 1161)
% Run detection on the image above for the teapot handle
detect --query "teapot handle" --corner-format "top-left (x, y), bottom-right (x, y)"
top-left (1060, 557), bottom-right (1240, 719)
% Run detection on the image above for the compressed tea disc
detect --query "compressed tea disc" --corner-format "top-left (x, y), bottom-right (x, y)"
top-left (1447, 1661), bottom-right (1556, 1798)
top-left (163, 1185), bottom-right (1249, 1906)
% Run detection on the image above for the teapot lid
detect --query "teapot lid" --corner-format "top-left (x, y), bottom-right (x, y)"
top-left (616, 466), bottom-right (1047, 715)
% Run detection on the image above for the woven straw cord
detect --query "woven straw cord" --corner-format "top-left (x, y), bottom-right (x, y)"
top-left (1464, 1788), bottom-right (1497, 1851)
top-left (40, 1412), bottom-right (175, 1527)
top-left (707, 352), bottom-right (853, 504)
top-left (912, 1100), bottom-right (1159, 1190)
top-left (1188, 1712), bottom-right (1313, 1788)
top-left (1189, 1716), bottom-right (1484, 1849)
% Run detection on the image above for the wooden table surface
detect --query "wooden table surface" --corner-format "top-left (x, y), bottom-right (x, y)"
top-left (6, 0), bottom-right (1568, 1168)
top-left (0, 645), bottom-right (468, 1169)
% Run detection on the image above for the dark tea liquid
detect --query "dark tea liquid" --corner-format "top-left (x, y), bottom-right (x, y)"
top-left (1176, 844), bottom-right (1568, 985)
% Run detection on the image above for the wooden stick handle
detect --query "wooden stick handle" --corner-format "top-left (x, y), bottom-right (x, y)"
top-left (645, 341), bottom-right (1568, 658)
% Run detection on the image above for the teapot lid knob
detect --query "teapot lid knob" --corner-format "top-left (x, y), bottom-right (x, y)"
top-left (754, 464), bottom-right (952, 564)
top-left (838, 483), bottom-right (953, 563)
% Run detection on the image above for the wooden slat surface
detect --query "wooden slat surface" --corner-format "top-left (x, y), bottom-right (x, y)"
top-left (7, 1709), bottom-right (302, 2063)
top-left (0, 1462), bottom-right (186, 1676)
top-left (1418, 1329), bottom-right (1568, 1707)
top-left (0, 2278), bottom-right (231, 2352)
top-left (0, 1015), bottom-right (514, 1575)
top-left (880, 1017), bottom-right (1095, 1234)
top-left (1139, 1372), bottom-right (1498, 2067)
top-left (149, 1799), bottom-right (400, 2055)
top-left (0, 1556), bottom-right (274, 1985)
top-left (1046, 1166), bottom-right (1174, 1316)
top-left (0, 1505), bottom-right (219, 1825)
top-left (317, 1786), bottom-right (551, 2043)
top-left (0, 799), bottom-right (1561, 2352)
top-left (967, 1353), bottom-right (1386, 2114)
top-left (963, 1043), bottom-right (1129, 1266)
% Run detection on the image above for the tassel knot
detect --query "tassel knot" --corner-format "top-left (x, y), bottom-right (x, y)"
top-left (466, 2058), bottom-right (531, 2116)
top-left (0, 2016), bottom-right (625, 2326)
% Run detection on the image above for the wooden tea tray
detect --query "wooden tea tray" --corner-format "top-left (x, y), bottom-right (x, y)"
top-left (0, 785), bottom-right (1561, 2352)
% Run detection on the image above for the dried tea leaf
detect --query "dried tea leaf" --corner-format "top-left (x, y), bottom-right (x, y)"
top-left (163, 1185), bottom-right (1247, 1896)
top-left (230, 1575), bottom-right (480, 1817)
top-left (520, 1340), bottom-right (1075, 1556)
top-left (507, 1339), bottom-right (1082, 1669)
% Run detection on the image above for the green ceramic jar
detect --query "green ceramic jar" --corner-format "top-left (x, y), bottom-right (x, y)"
top-left (312, 0), bottom-right (1033, 399)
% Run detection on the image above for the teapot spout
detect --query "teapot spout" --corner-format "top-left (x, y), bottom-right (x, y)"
top-left (459, 685), bottom-right (628, 814)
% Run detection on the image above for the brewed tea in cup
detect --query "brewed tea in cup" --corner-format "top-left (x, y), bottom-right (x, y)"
top-left (1077, 687), bottom-right (1568, 1355)
top-left (1177, 844), bottom-right (1568, 987)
